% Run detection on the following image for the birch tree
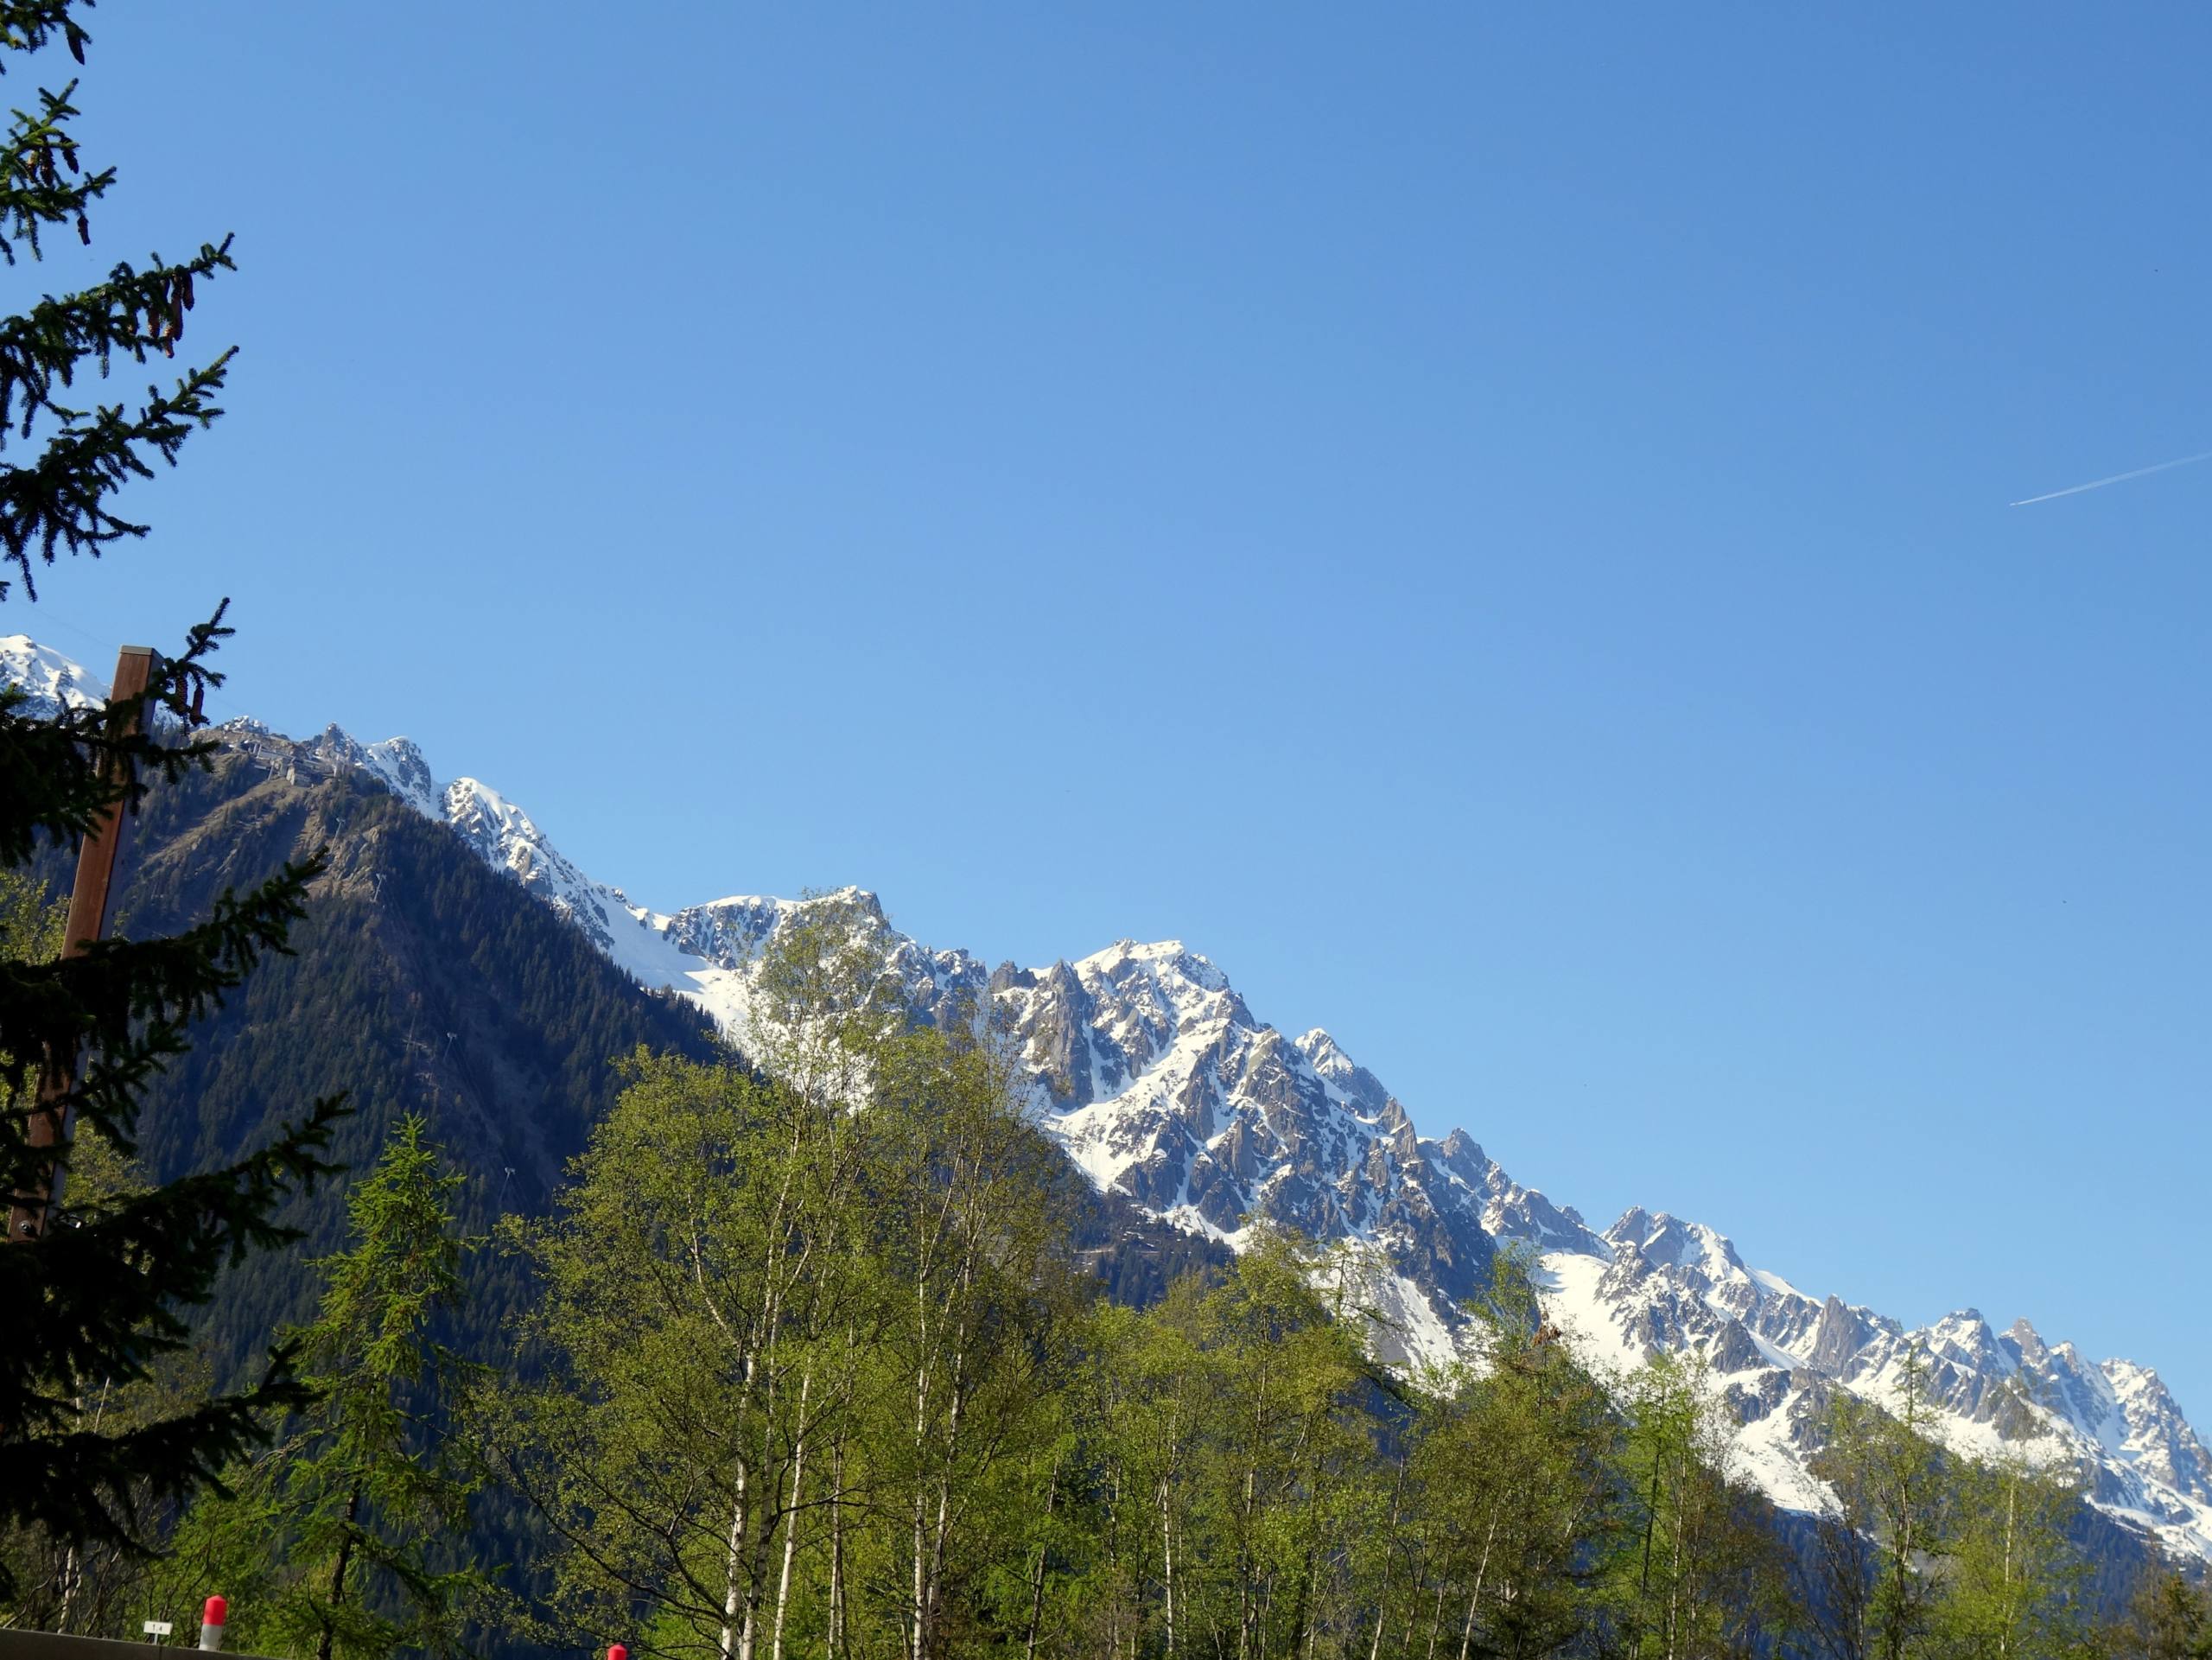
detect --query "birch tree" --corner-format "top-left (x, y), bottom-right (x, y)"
top-left (1933, 1391), bottom-right (2092, 1660)
top-left (1808, 1351), bottom-right (1951, 1660)
top-left (486, 1046), bottom-right (880, 1660)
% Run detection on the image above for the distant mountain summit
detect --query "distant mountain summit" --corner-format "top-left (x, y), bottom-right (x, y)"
top-left (1, 633), bottom-right (97, 716)
top-left (10, 636), bottom-right (2209, 1563)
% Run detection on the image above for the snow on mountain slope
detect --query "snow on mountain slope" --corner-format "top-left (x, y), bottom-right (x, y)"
top-left (8, 636), bottom-right (2207, 1558)
top-left (1, 633), bottom-right (101, 716)
top-left (985, 941), bottom-right (1489, 1371)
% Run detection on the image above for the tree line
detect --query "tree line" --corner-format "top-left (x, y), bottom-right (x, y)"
top-left (12, 893), bottom-right (2205, 1660)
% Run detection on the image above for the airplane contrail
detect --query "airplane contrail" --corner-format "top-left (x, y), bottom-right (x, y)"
top-left (2011, 446), bottom-right (2212, 506)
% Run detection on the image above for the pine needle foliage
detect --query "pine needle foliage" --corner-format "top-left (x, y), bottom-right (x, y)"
top-left (0, 0), bottom-right (234, 598)
top-left (0, 0), bottom-right (347, 1604)
top-left (243, 1116), bottom-right (488, 1660)
top-left (2124, 1565), bottom-right (2212, 1660)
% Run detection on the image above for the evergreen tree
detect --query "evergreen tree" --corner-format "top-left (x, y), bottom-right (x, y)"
top-left (0, 0), bottom-right (346, 1602)
top-left (195, 1116), bottom-right (486, 1660)
top-left (0, 862), bottom-right (168, 1626)
top-left (2118, 1563), bottom-right (2212, 1660)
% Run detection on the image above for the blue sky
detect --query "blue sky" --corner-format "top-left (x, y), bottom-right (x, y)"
top-left (13, 7), bottom-right (2211, 1405)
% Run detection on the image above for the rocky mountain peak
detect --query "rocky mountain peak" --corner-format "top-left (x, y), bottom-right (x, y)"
top-left (0, 633), bottom-right (97, 715)
top-left (1077, 937), bottom-right (1229, 992)
top-left (1296, 1027), bottom-right (1396, 1115)
top-left (1605, 1207), bottom-right (1746, 1276)
top-left (1926, 1309), bottom-right (2011, 1374)
top-left (2005, 1316), bottom-right (2052, 1367)
top-left (1808, 1294), bottom-right (1871, 1375)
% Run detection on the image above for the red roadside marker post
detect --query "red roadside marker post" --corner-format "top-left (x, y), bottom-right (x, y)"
top-left (199, 1597), bottom-right (226, 1651)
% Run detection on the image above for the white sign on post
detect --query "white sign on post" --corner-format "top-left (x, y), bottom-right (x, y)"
top-left (143, 1621), bottom-right (175, 1639)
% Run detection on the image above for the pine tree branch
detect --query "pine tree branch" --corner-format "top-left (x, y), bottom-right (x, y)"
top-left (0, 80), bottom-right (113, 265)
top-left (0, 0), bottom-right (239, 600)
top-left (0, 1096), bottom-right (346, 1431)
top-left (0, 602), bottom-right (229, 866)
top-left (1, 1352), bottom-right (310, 1573)
top-left (0, 1091), bottom-right (346, 1589)
top-left (0, 343), bottom-right (233, 596)
top-left (0, 3), bottom-right (91, 71)
top-left (0, 239), bottom-right (234, 442)
top-left (0, 855), bottom-right (328, 1183)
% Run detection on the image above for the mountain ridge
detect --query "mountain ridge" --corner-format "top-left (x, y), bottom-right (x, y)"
top-left (9, 632), bottom-right (2207, 1564)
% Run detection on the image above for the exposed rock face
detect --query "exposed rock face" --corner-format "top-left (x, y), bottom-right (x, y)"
top-left (1808, 1296), bottom-right (1870, 1376)
top-left (988, 942), bottom-right (1497, 1361)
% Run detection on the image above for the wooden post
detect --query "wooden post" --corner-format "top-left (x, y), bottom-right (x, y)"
top-left (10, 645), bottom-right (158, 1242)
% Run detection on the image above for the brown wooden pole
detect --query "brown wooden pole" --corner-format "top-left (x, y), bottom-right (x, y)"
top-left (10, 645), bottom-right (158, 1242)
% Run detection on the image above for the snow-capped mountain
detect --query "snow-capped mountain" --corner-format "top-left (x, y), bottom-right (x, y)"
top-left (1, 633), bottom-right (99, 716)
top-left (10, 636), bottom-right (2210, 1561)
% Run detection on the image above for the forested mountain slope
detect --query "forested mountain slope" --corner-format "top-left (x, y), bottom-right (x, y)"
top-left (73, 742), bottom-right (723, 1373)
top-left (8, 633), bottom-right (2203, 1574)
top-left (0, 634), bottom-right (1231, 1369)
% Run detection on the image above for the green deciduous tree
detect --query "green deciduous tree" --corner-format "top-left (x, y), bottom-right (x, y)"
top-left (866, 1017), bottom-right (1083, 1660)
top-left (1391, 1248), bottom-right (1626, 1660)
top-left (1808, 1352), bottom-right (1951, 1660)
top-left (1069, 1231), bottom-right (1392, 1660)
top-left (491, 1047), bottom-right (879, 1660)
top-left (1933, 1395), bottom-right (2094, 1660)
top-left (490, 899), bottom-right (1085, 1660)
top-left (485, 901), bottom-right (891, 1660)
top-left (1616, 1351), bottom-right (1795, 1660)
top-left (0, 864), bottom-right (61, 967)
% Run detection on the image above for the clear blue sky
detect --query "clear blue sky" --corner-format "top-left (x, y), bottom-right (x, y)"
top-left (16, 8), bottom-right (2210, 1406)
